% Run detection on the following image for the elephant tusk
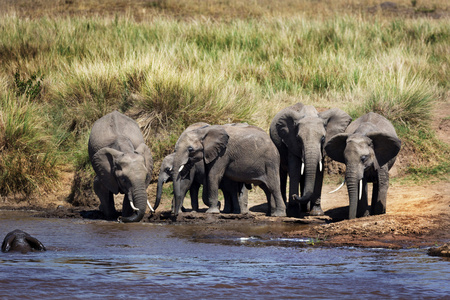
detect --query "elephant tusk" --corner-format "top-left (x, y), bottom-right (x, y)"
top-left (147, 200), bottom-right (155, 213)
top-left (130, 200), bottom-right (139, 212)
top-left (359, 179), bottom-right (363, 201)
top-left (301, 163), bottom-right (304, 176)
top-left (178, 165), bottom-right (184, 172)
top-left (329, 180), bottom-right (345, 194)
top-left (319, 161), bottom-right (323, 172)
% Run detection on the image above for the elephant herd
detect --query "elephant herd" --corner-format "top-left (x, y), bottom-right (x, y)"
top-left (87, 103), bottom-right (401, 223)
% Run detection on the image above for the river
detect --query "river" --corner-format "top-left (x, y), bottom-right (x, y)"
top-left (0, 211), bottom-right (448, 299)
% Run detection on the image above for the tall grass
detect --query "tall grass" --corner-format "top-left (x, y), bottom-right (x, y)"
top-left (0, 93), bottom-right (57, 196)
top-left (0, 11), bottom-right (449, 196)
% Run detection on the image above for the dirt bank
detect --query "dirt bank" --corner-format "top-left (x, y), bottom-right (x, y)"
top-left (1, 178), bottom-right (448, 250)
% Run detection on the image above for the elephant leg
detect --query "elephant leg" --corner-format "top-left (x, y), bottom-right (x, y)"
top-left (190, 182), bottom-right (200, 212)
top-left (238, 183), bottom-right (249, 214)
top-left (372, 167), bottom-right (389, 215)
top-left (222, 189), bottom-right (233, 213)
top-left (122, 194), bottom-right (133, 217)
top-left (310, 166), bottom-right (324, 216)
top-left (357, 179), bottom-right (369, 217)
top-left (205, 173), bottom-right (221, 214)
top-left (232, 191), bottom-right (240, 214)
top-left (279, 167), bottom-right (288, 204)
top-left (260, 184), bottom-right (274, 216)
top-left (261, 175), bottom-right (287, 217)
top-left (228, 181), bottom-right (242, 214)
top-left (288, 152), bottom-right (301, 204)
top-left (94, 176), bottom-right (117, 220)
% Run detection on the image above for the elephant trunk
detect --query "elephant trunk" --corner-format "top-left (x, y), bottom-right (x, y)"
top-left (155, 175), bottom-right (169, 211)
top-left (172, 175), bottom-right (183, 216)
top-left (346, 175), bottom-right (360, 220)
top-left (295, 149), bottom-right (321, 204)
top-left (121, 187), bottom-right (147, 223)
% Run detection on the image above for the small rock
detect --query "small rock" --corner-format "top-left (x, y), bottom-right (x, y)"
top-left (428, 243), bottom-right (450, 257)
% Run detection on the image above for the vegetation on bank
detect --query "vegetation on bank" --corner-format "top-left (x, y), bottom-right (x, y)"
top-left (0, 1), bottom-right (449, 197)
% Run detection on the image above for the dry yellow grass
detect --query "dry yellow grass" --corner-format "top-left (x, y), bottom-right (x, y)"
top-left (1, 0), bottom-right (448, 20)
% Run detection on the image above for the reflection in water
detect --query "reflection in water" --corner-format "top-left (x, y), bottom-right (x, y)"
top-left (0, 211), bottom-right (448, 299)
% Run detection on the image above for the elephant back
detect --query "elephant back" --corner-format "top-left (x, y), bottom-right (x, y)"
top-left (88, 111), bottom-right (145, 158)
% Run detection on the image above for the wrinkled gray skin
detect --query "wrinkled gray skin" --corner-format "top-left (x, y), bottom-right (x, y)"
top-left (325, 112), bottom-right (401, 219)
top-left (88, 111), bottom-right (153, 223)
top-left (172, 124), bottom-right (286, 217)
top-left (155, 152), bottom-right (206, 212)
top-left (155, 123), bottom-right (249, 214)
top-left (269, 103), bottom-right (351, 216)
top-left (2, 229), bottom-right (46, 253)
top-left (154, 152), bottom-right (249, 214)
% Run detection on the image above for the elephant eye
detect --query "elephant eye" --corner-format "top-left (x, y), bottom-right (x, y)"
top-left (188, 146), bottom-right (194, 153)
top-left (361, 155), bottom-right (368, 163)
top-left (321, 136), bottom-right (325, 144)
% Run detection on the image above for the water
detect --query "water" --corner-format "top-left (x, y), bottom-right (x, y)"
top-left (0, 211), bottom-right (448, 299)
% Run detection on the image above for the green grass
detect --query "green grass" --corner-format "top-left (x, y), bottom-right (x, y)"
top-left (0, 92), bottom-right (57, 195)
top-left (0, 9), bottom-right (449, 196)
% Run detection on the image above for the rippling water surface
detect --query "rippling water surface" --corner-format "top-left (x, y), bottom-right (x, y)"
top-left (0, 211), bottom-right (448, 299)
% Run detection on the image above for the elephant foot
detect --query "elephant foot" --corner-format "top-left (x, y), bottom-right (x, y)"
top-left (222, 207), bottom-right (232, 214)
top-left (291, 194), bottom-right (309, 204)
top-left (206, 206), bottom-right (220, 214)
top-left (310, 206), bottom-right (324, 216)
top-left (271, 209), bottom-right (287, 217)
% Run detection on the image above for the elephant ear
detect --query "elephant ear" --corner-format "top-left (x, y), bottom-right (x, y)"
top-left (367, 132), bottom-right (401, 167)
top-left (201, 125), bottom-right (229, 164)
top-left (91, 147), bottom-right (124, 194)
top-left (275, 109), bottom-right (303, 152)
top-left (135, 143), bottom-right (154, 185)
top-left (1, 234), bottom-right (15, 252)
top-left (25, 236), bottom-right (46, 251)
top-left (319, 108), bottom-right (352, 145)
top-left (324, 133), bottom-right (349, 164)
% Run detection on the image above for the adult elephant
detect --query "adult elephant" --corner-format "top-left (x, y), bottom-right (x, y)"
top-left (155, 123), bottom-right (249, 214)
top-left (88, 111), bottom-right (153, 223)
top-left (325, 112), bottom-right (401, 219)
top-left (269, 103), bottom-right (351, 216)
top-left (171, 123), bottom-right (286, 217)
top-left (2, 230), bottom-right (46, 253)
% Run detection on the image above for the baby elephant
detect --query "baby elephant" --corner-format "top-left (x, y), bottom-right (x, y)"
top-left (325, 112), bottom-right (401, 219)
top-left (2, 229), bottom-right (46, 253)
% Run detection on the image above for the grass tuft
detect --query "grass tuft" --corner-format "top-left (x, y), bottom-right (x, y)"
top-left (0, 93), bottom-right (57, 196)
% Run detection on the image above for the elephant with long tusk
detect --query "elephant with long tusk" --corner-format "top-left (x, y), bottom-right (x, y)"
top-left (269, 103), bottom-right (352, 217)
top-left (88, 111), bottom-right (153, 223)
top-left (325, 112), bottom-right (401, 219)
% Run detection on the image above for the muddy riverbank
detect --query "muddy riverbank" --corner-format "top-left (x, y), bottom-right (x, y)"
top-left (1, 179), bottom-right (448, 250)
